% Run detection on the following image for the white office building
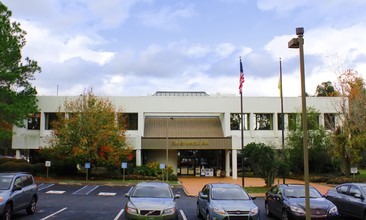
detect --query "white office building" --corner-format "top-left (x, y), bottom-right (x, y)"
top-left (12, 91), bottom-right (344, 179)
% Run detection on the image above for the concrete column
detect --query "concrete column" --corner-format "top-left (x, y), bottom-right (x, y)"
top-left (15, 150), bottom-right (21, 159)
top-left (231, 149), bottom-right (237, 179)
top-left (136, 149), bottom-right (141, 166)
top-left (225, 150), bottom-right (230, 177)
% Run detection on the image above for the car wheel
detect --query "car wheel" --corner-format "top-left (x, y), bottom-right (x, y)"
top-left (26, 196), bottom-right (37, 215)
top-left (196, 204), bottom-right (202, 218)
top-left (281, 210), bottom-right (289, 220)
top-left (363, 211), bottom-right (366, 220)
top-left (1, 203), bottom-right (12, 220)
top-left (265, 203), bottom-right (272, 217)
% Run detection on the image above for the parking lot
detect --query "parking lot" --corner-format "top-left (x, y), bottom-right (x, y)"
top-left (8, 182), bottom-right (350, 220)
top-left (7, 182), bottom-right (278, 220)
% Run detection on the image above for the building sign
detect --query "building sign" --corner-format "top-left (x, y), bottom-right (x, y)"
top-left (171, 140), bottom-right (209, 147)
top-left (142, 137), bottom-right (231, 149)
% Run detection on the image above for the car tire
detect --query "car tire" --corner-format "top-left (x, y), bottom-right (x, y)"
top-left (265, 203), bottom-right (272, 217)
top-left (196, 204), bottom-right (202, 218)
top-left (281, 210), bottom-right (289, 220)
top-left (26, 196), bottom-right (37, 215)
top-left (1, 203), bottom-right (12, 220)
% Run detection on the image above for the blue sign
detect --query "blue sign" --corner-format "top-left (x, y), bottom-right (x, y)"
top-left (85, 162), bottom-right (91, 169)
top-left (121, 162), bottom-right (127, 169)
top-left (160, 164), bottom-right (165, 169)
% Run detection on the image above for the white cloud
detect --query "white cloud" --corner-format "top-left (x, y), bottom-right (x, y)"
top-left (139, 3), bottom-right (195, 30)
top-left (20, 20), bottom-right (115, 65)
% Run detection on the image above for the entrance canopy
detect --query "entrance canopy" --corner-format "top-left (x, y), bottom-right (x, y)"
top-left (142, 116), bottom-right (231, 149)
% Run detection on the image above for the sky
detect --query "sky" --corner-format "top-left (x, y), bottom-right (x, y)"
top-left (2, 0), bottom-right (366, 97)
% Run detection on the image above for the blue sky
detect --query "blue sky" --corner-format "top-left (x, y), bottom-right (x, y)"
top-left (3, 0), bottom-right (366, 96)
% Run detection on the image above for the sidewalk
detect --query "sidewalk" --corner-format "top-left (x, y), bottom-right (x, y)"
top-left (178, 177), bottom-right (333, 197)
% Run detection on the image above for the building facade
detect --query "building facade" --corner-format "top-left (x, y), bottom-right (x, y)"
top-left (12, 92), bottom-right (344, 179)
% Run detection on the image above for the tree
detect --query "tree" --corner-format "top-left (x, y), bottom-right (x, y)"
top-left (332, 69), bottom-right (366, 176)
top-left (243, 142), bottom-right (278, 187)
top-left (286, 107), bottom-right (337, 174)
top-left (315, 81), bottom-right (340, 97)
top-left (0, 2), bottom-right (41, 154)
top-left (42, 90), bottom-right (133, 173)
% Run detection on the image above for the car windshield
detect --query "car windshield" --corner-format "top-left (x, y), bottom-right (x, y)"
top-left (131, 185), bottom-right (172, 198)
top-left (0, 177), bottom-right (12, 190)
top-left (212, 187), bottom-right (250, 200)
top-left (284, 187), bottom-right (322, 198)
top-left (361, 186), bottom-right (366, 194)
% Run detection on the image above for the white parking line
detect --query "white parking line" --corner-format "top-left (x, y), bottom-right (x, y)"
top-left (40, 207), bottom-right (67, 220)
top-left (114, 208), bottom-right (124, 220)
top-left (46, 190), bottom-right (65, 194)
top-left (180, 210), bottom-right (187, 220)
top-left (72, 185), bottom-right (99, 195)
top-left (98, 192), bottom-right (116, 196)
top-left (38, 183), bottom-right (55, 191)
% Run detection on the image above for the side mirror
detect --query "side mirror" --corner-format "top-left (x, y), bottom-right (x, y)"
top-left (354, 193), bottom-right (362, 199)
top-left (199, 192), bottom-right (208, 199)
top-left (124, 193), bottom-right (130, 198)
top-left (174, 194), bottom-right (181, 199)
top-left (250, 195), bottom-right (256, 200)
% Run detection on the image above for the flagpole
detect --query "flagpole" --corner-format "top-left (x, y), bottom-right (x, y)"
top-left (239, 57), bottom-right (245, 187)
top-left (279, 58), bottom-right (286, 184)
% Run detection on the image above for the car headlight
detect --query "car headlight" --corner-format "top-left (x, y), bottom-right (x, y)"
top-left (289, 205), bottom-right (305, 215)
top-left (125, 206), bottom-right (138, 215)
top-left (329, 206), bottom-right (338, 214)
top-left (250, 207), bottom-right (259, 215)
top-left (212, 206), bottom-right (226, 215)
top-left (163, 207), bottom-right (176, 215)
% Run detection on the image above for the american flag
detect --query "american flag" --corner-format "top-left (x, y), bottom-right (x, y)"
top-left (239, 58), bottom-right (245, 94)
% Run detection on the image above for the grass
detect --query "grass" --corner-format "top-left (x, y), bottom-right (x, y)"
top-left (245, 186), bottom-right (269, 194)
top-left (357, 169), bottom-right (366, 178)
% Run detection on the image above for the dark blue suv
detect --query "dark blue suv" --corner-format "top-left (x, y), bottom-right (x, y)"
top-left (0, 172), bottom-right (38, 220)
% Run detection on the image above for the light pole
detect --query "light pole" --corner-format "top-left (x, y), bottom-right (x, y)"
top-left (288, 27), bottom-right (310, 220)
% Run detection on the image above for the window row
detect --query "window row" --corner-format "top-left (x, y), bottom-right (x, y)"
top-left (27, 113), bottom-right (138, 131)
top-left (230, 113), bottom-right (336, 131)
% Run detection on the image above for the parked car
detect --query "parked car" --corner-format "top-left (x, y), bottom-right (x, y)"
top-left (124, 182), bottom-right (180, 220)
top-left (196, 183), bottom-right (260, 220)
top-left (265, 184), bottom-right (338, 220)
top-left (325, 182), bottom-right (366, 219)
top-left (0, 172), bottom-right (38, 220)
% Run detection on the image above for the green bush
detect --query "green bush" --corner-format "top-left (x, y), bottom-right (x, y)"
top-left (0, 161), bottom-right (33, 173)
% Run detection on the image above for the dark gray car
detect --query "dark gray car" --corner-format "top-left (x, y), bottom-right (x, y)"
top-left (325, 183), bottom-right (366, 219)
top-left (196, 183), bottom-right (260, 220)
top-left (0, 172), bottom-right (38, 220)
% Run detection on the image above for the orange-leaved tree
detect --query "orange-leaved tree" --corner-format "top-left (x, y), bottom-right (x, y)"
top-left (44, 90), bottom-right (132, 172)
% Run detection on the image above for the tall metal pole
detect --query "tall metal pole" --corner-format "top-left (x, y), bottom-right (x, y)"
top-left (240, 92), bottom-right (245, 187)
top-left (298, 33), bottom-right (311, 220)
top-left (279, 58), bottom-right (286, 184)
top-left (288, 27), bottom-right (310, 220)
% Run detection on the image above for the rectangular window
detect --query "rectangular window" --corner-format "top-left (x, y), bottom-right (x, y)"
top-left (230, 113), bottom-right (249, 130)
top-left (27, 113), bottom-right (40, 130)
top-left (277, 113), bottom-right (285, 130)
top-left (324, 113), bottom-right (336, 130)
top-left (288, 113), bottom-right (299, 130)
top-left (45, 113), bottom-right (58, 130)
top-left (118, 113), bottom-right (138, 130)
top-left (308, 113), bottom-right (320, 130)
top-left (254, 113), bottom-right (273, 130)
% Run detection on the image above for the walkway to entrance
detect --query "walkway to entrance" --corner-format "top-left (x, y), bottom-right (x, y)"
top-left (178, 177), bottom-right (333, 197)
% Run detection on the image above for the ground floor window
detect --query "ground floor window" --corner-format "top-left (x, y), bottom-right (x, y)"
top-left (177, 150), bottom-right (225, 176)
